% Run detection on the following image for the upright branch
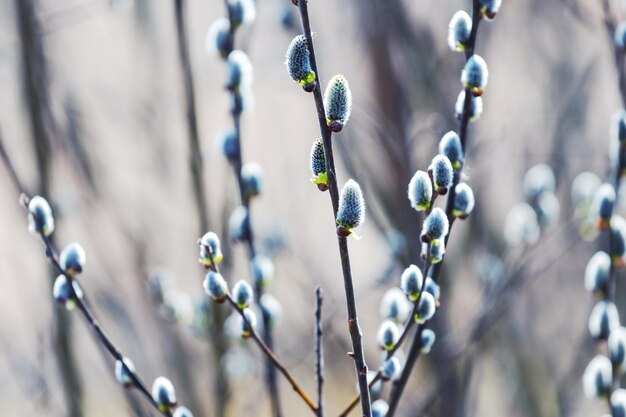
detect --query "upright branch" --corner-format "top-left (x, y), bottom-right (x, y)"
top-left (207, 0), bottom-right (283, 413)
top-left (174, 0), bottom-right (210, 234)
top-left (172, 2), bottom-right (214, 413)
top-left (293, 1), bottom-right (372, 415)
top-left (386, 0), bottom-right (501, 414)
top-left (315, 287), bottom-right (324, 417)
top-left (580, 2), bottom-right (626, 414)
top-left (603, 0), bottom-right (626, 108)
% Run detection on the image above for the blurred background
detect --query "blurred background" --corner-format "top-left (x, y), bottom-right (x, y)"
top-left (0, 0), bottom-right (622, 416)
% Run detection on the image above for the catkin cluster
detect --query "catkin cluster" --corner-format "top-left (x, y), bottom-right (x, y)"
top-left (27, 196), bottom-right (193, 417)
top-left (581, 114), bottom-right (626, 409)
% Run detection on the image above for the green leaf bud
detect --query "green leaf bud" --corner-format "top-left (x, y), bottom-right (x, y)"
top-left (337, 179), bottom-right (365, 238)
top-left (479, 0), bottom-right (502, 21)
top-left (151, 376), bottom-right (177, 411)
top-left (415, 292), bottom-right (436, 324)
top-left (199, 232), bottom-right (223, 267)
top-left (429, 240), bottom-right (445, 264)
top-left (232, 280), bottom-right (254, 309)
top-left (430, 155), bottom-right (453, 195)
top-left (377, 320), bottom-right (400, 350)
top-left (452, 182), bottom-right (475, 219)
top-left (400, 265), bottom-right (423, 301)
top-left (53, 274), bottom-right (83, 310)
top-left (28, 195), bottom-right (55, 237)
top-left (408, 170), bottom-right (433, 211)
top-left (323, 74), bottom-right (352, 132)
top-left (310, 138), bottom-right (328, 191)
top-left (241, 162), bottom-right (263, 198)
top-left (240, 308), bottom-right (257, 339)
top-left (461, 55), bottom-right (488, 96)
top-left (203, 271), bottom-right (229, 303)
top-left (439, 131), bottom-right (464, 169)
top-left (59, 242), bottom-right (86, 276)
top-left (448, 11), bottom-right (472, 52)
top-left (285, 35), bottom-right (316, 91)
top-left (421, 207), bottom-right (449, 243)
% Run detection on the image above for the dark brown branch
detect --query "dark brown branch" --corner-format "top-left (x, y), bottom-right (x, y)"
top-left (600, 0), bottom-right (626, 410)
top-left (603, 0), bottom-right (626, 108)
top-left (315, 287), bottom-right (324, 417)
top-left (294, 2), bottom-right (372, 416)
top-left (174, 0), bottom-right (210, 234)
top-left (173, 2), bottom-right (221, 414)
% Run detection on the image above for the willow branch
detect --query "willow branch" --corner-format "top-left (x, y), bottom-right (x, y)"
top-left (294, 2), bottom-right (372, 416)
top-left (386, 2), bottom-right (483, 415)
top-left (315, 287), bottom-right (324, 417)
top-left (0, 131), bottom-right (172, 416)
top-left (217, 2), bottom-right (283, 413)
top-left (204, 255), bottom-right (318, 414)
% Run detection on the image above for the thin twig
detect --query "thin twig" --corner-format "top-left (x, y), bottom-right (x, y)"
top-left (172, 2), bottom-right (215, 414)
top-left (226, 297), bottom-right (318, 413)
top-left (0, 133), bottom-right (29, 198)
top-left (174, 0), bottom-right (210, 234)
top-left (40, 235), bottom-right (172, 417)
top-left (315, 287), bottom-right (324, 417)
top-left (217, 2), bottom-right (284, 413)
top-left (603, 0), bottom-right (626, 108)
top-left (294, 2), bottom-right (372, 416)
top-left (204, 252), bottom-right (318, 413)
